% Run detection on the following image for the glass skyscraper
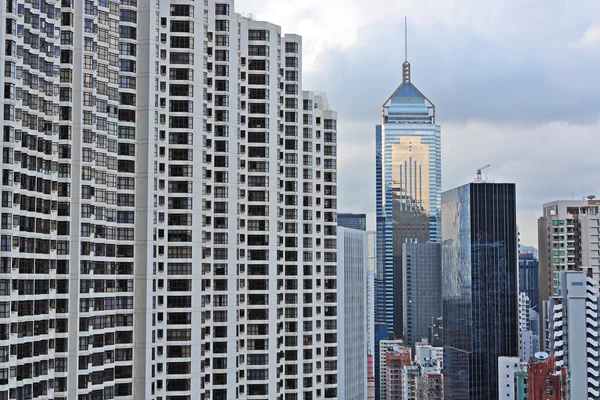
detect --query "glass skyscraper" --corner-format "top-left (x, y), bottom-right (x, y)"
top-left (519, 254), bottom-right (539, 312)
top-left (337, 213), bottom-right (367, 231)
top-left (375, 60), bottom-right (441, 336)
top-left (442, 182), bottom-right (519, 400)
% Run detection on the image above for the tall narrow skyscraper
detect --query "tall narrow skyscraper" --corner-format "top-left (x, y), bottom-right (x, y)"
top-left (0, 1), bottom-right (338, 398)
top-left (375, 30), bottom-right (442, 398)
top-left (442, 182), bottom-right (518, 400)
top-left (375, 39), bottom-right (442, 337)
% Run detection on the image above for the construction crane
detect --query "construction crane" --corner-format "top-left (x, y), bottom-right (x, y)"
top-left (476, 165), bottom-right (490, 182)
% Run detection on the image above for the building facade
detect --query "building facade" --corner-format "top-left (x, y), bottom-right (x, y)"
top-left (337, 213), bottom-right (366, 231)
top-left (527, 353), bottom-right (567, 400)
top-left (402, 242), bottom-right (441, 349)
top-left (375, 322), bottom-right (392, 400)
top-left (549, 270), bottom-right (599, 400)
top-left (538, 199), bottom-right (600, 346)
top-left (402, 365), bottom-right (419, 400)
top-left (415, 340), bottom-right (443, 400)
top-left (419, 372), bottom-right (443, 400)
top-left (497, 357), bottom-right (523, 400)
top-left (385, 346), bottom-right (412, 400)
top-left (379, 339), bottom-right (404, 400)
top-left (428, 316), bottom-right (443, 347)
top-left (442, 182), bottom-right (519, 400)
top-left (519, 253), bottom-right (539, 312)
top-left (375, 58), bottom-right (441, 337)
top-left (519, 293), bottom-right (539, 363)
top-left (337, 227), bottom-right (368, 400)
top-left (0, 1), bottom-right (338, 398)
top-left (414, 340), bottom-right (443, 373)
top-left (375, 54), bottom-right (441, 398)
top-left (367, 230), bottom-right (376, 358)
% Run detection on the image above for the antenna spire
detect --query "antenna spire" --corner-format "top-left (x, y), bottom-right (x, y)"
top-left (405, 16), bottom-right (408, 62)
top-left (403, 17), bottom-right (411, 83)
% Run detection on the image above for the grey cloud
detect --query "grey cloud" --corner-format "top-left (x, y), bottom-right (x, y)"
top-left (304, 16), bottom-right (600, 126)
top-left (297, 3), bottom-right (600, 244)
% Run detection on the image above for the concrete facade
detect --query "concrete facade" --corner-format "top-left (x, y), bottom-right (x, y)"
top-left (0, 1), bottom-right (339, 398)
top-left (549, 270), bottom-right (599, 400)
top-left (338, 227), bottom-right (368, 400)
top-left (538, 199), bottom-right (600, 347)
top-left (498, 357), bottom-right (523, 400)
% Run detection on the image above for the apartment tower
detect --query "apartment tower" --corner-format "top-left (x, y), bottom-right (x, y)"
top-left (538, 199), bottom-right (600, 348)
top-left (0, 0), bottom-right (338, 398)
top-left (549, 270), bottom-right (599, 400)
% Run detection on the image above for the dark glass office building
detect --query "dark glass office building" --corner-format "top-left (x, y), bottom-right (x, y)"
top-left (442, 183), bottom-right (518, 400)
top-left (519, 253), bottom-right (539, 312)
top-left (337, 213), bottom-right (367, 231)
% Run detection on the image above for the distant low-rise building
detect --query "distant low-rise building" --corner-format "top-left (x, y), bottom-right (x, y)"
top-left (498, 357), bottom-right (523, 399)
top-left (385, 346), bottom-right (412, 400)
top-left (379, 340), bottom-right (405, 400)
top-left (402, 365), bottom-right (420, 400)
top-left (419, 372), bottom-right (443, 400)
top-left (527, 353), bottom-right (567, 400)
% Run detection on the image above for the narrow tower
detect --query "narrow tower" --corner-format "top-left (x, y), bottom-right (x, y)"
top-left (375, 17), bottom-right (442, 400)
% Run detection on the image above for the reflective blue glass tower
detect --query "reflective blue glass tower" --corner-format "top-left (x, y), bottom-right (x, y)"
top-left (375, 57), bottom-right (441, 398)
top-left (375, 60), bottom-right (441, 336)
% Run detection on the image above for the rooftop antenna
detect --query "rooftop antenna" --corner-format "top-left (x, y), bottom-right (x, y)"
top-left (405, 16), bottom-right (408, 62)
top-left (476, 165), bottom-right (490, 182)
top-left (403, 17), bottom-right (411, 83)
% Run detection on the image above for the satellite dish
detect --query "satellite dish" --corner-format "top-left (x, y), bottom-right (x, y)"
top-left (588, 195), bottom-right (596, 200)
top-left (534, 352), bottom-right (549, 361)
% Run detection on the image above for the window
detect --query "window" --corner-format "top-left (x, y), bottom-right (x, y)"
top-left (215, 20), bottom-right (229, 32)
top-left (249, 30), bottom-right (269, 41)
top-left (215, 4), bottom-right (229, 15)
top-left (285, 42), bottom-right (298, 53)
top-left (215, 35), bottom-right (229, 46)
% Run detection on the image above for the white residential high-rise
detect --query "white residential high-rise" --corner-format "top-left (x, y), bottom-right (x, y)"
top-left (337, 226), bottom-right (367, 400)
top-left (0, 1), bottom-right (338, 399)
top-left (402, 365), bottom-right (419, 400)
top-left (518, 293), bottom-right (539, 362)
top-left (538, 199), bottom-right (600, 347)
top-left (549, 269), bottom-right (600, 400)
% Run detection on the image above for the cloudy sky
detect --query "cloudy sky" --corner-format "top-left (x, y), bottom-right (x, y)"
top-left (236, 0), bottom-right (600, 246)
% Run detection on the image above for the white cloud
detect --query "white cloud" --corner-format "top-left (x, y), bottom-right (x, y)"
top-left (571, 25), bottom-right (600, 49)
